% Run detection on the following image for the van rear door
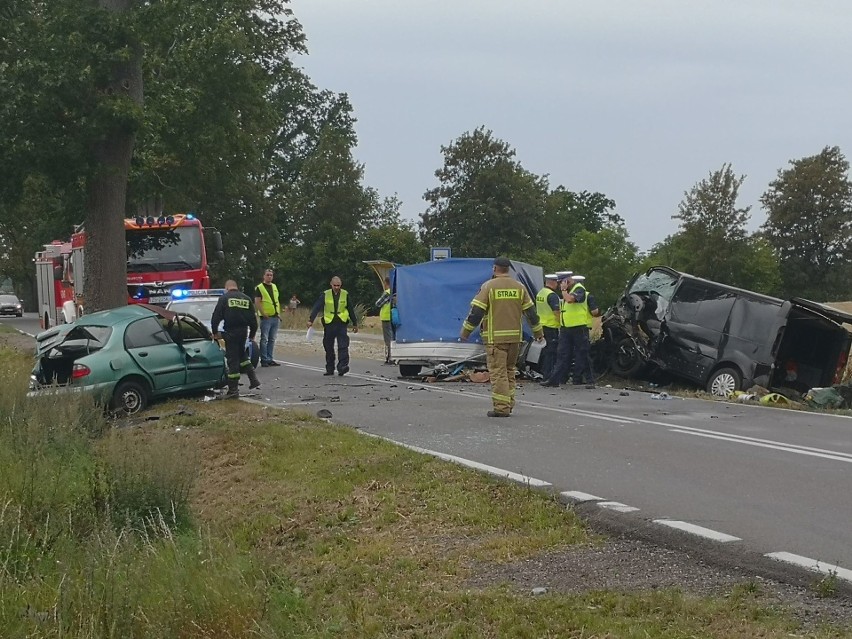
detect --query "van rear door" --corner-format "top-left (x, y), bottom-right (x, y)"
top-left (771, 299), bottom-right (852, 390)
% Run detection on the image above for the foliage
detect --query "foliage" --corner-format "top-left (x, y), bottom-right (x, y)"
top-left (566, 224), bottom-right (641, 309)
top-left (542, 187), bottom-right (621, 255)
top-left (761, 146), bottom-right (852, 300)
top-left (669, 164), bottom-right (754, 286)
top-left (642, 164), bottom-right (781, 295)
top-left (420, 127), bottom-right (549, 257)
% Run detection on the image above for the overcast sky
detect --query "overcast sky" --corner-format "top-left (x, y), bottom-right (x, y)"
top-left (290, 0), bottom-right (851, 252)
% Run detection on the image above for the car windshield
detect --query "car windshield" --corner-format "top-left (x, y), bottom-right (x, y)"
top-left (167, 299), bottom-right (217, 322)
top-left (628, 269), bottom-right (679, 303)
top-left (0, 295), bottom-right (20, 303)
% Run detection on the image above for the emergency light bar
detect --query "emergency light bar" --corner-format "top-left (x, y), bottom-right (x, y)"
top-left (171, 288), bottom-right (225, 299)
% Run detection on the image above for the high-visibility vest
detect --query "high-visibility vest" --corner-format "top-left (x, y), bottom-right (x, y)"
top-left (560, 283), bottom-right (588, 328)
top-left (255, 282), bottom-right (280, 316)
top-left (535, 287), bottom-right (560, 328)
top-left (379, 288), bottom-right (392, 321)
top-left (323, 288), bottom-right (350, 324)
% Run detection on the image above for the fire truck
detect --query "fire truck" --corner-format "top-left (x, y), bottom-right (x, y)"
top-left (35, 213), bottom-right (223, 329)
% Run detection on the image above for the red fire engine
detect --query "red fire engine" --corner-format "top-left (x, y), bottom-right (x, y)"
top-left (35, 213), bottom-right (222, 329)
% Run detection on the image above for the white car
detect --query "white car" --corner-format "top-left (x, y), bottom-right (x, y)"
top-left (165, 289), bottom-right (260, 368)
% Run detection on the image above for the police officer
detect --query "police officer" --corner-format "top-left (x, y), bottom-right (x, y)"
top-left (460, 257), bottom-right (543, 417)
top-left (308, 275), bottom-right (359, 376)
top-left (212, 280), bottom-right (261, 398)
top-left (542, 273), bottom-right (589, 387)
top-left (571, 275), bottom-right (600, 385)
top-left (535, 274), bottom-right (561, 380)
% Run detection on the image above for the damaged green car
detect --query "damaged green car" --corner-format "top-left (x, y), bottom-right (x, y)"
top-left (27, 304), bottom-right (226, 415)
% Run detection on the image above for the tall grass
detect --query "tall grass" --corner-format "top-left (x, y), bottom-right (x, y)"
top-left (0, 348), bottom-right (276, 637)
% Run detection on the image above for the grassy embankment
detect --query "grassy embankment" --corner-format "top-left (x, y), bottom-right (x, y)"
top-left (0, 325), bottom-right (848, 637)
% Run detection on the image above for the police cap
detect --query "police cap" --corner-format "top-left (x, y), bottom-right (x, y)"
top-left (544, 273), bottom-right (558, 281)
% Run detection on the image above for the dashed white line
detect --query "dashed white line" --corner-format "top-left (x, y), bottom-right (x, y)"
top-left (653, 519), bottom-right (741, 542)
top-left (561, 490), bottom-right (604, 502)
top-left (598, 501), bottom-right (640, 513)
top-left (765, 552), bottom-right (852, 583)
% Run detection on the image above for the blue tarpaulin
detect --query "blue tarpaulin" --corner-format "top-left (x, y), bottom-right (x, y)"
top-left (392, 258), bottom-right (544, 344)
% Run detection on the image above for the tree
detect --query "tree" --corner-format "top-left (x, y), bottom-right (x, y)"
top-left (761, 146), bottom-right (852, 300)
top-left (0, 0), bottom-right (308, 308)
top-left (541, 188), bottom-right (620, 255)
top-left (566, 224), bottom-right (640, 309)
top-left (419, 127), bottom-right (548, 257)
top-left (670, 164), bottom-right (752, 286)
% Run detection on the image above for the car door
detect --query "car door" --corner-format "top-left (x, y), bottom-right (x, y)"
top-left (174, 315), bottom-right (226, 387)
top-left (661, 281), bottom-right (735, 383)
top-left (123, 316), bottom-right (187, 390)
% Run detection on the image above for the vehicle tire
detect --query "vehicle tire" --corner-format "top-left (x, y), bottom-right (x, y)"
top-left (706, 367), bottom-right (741, 397)
top-left (399, 364), bottom-right (422, 377)
top-left (589, 339), bottom-right (611, 381)
top-left (111, 379), bottom-right (149, 416)
top-left (610, 337), bottom-right (645, 378)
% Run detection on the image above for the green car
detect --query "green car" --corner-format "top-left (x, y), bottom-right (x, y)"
top-left (27, 304), bottom-right (226, 415)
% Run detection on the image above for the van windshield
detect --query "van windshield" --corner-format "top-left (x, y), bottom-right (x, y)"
top-left (629, 269), bottom-right (679, 303)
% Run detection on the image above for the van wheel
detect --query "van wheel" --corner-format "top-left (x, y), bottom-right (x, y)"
top-left (399, 364), bottom-right (422, 377)
top-left (707, 367), bottom-right (741, 397)
top-left (610, 337), bottom-right (645, 378)
top-left (111, 379), bottom-right (149, 415)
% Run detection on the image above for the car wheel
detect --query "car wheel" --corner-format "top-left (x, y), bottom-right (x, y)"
top-left (111, 379), bottom-right (149, 415)
top-left (399, 364), bottom-right (422, 377)
top-left (706, 367), bottom-right (741, 397)
top-left (610, 337), bottom-right (645, 378)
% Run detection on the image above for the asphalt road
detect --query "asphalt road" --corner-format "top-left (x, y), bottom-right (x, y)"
top-left (6, 312), bottom-right (852, 585)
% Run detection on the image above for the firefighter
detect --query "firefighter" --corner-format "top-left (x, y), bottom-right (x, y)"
top-left (211, 280), bottom-right (261, 398)
top-left (535, 273), bottom-right (562, 380)
top-left (460, 257), bottom-right (543, 417)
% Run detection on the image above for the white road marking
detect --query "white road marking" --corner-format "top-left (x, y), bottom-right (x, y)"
top-left (669, 429), bottom-right (852, 463)
top-left (360, 432), bottom-right (551, 488)
top-left (653, 519), bottom-right (741, 542)
top-left (561, 490), bottom-right (604, 502)
top-left (598, 501), bottom-right (639, 513)
top-left (765, 552), bottom-right (852, 582)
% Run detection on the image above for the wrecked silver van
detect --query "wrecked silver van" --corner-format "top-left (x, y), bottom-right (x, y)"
top-left (595, 266), bottom-right (852, 396)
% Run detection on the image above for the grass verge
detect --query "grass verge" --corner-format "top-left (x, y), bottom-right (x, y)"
top-left (0, 340), bottom-right (849, 637)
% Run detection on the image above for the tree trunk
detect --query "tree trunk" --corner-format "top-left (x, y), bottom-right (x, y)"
top-left (83, 0), bottom-right (143, 313)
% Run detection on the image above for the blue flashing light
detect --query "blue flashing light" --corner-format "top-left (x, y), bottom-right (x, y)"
top-left (171, 288), bottom-right (225, 299)
top-left (186, 213), bottom-right (195, 220)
